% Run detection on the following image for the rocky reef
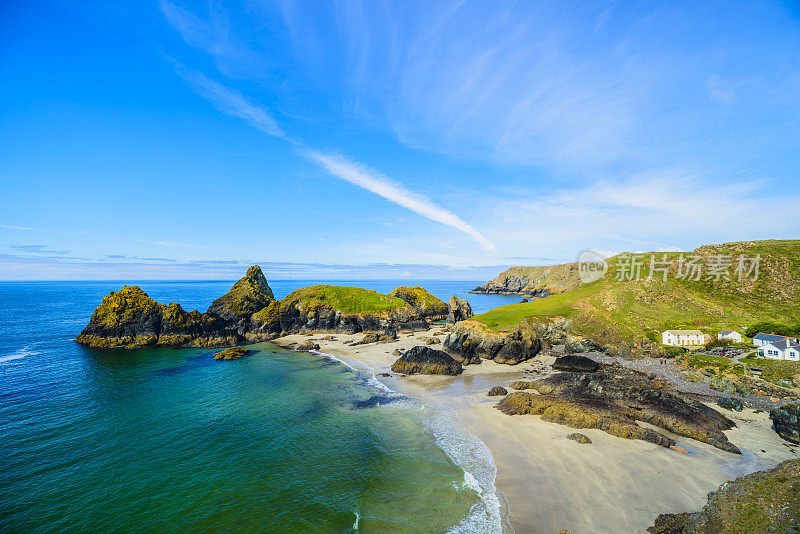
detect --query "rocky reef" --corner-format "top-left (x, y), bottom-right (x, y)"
top-left (497, 365), bottom-right (740, 454)
top-left (389, 286), bottom-right (448, 320)
top-left (76, 266), bottom-right (273, 348)
top-left (214, 347), bottom-right (250, 361)
top-left (391, 345), bottom-right (463, 375)
top-left (442, 320), bottom-right (540, 365)
top-left (446, 296), bottom-right (474, 324)
top-left (648, 459), bottom-right (800, 533)
top-left (470, 264), bottom-right (581, 296)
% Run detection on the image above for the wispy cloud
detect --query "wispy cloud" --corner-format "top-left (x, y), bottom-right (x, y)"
top-left (136, 239), bottom-right (205, 249)
top-left (174, 66), bottom-right (284, 138)
top-left (307, 151), bottom-right (495, 253)
top-left (9, 244), bottom-right (70, 255)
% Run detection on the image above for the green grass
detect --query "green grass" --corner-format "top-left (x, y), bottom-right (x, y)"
top-left (471, 240), bottom-right (800, 350)
top-left (282, 285), bottom-right (409, 315)
top-left (741, 355), bottom-right (800, 383)
top-left (680, 353), bottom-right (745, 378)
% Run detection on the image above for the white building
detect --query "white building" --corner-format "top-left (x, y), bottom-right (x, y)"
top-left (662, 329), bottom-right (707, 347)
top-left (752, 333), bottom-right (799, 347)
top-left (717, 329), bottom-right (742, 343)
top-left (758, 339), bottom-right (800, 361)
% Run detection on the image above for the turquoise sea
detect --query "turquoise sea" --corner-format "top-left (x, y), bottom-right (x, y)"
top-left (0, 280), bottom-right (521, 533)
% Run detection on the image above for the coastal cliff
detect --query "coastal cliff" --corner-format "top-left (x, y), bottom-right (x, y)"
top-left (470, 264), bottom-right (582, 297)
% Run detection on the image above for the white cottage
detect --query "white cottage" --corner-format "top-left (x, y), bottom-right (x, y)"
top-left (758, 339), bottom-right (800, 361)
top-left (717, 329), bottom-right (742, 343)
top-left (752, 333), bottom-right (798, 347)
top-left (662, 329), bottom-right (706, 347)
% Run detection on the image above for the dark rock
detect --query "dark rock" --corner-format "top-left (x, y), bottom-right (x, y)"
top-left (520, 298), bottom-right (529, 303)
top-left (498, 365), bottom-right (740, 454)
top-left (770, 404), bottom-right (800, 444)
top-left (420, 336), bottom-right (441, 345)
top-left (296, 340), bottom-right (320, 351)
top-left (488, 386), bottom-right (508, 396)
top-left (446, 296), bottom-right (474, 324)
top-left (207, 265), bottom-right (274, 328)
top-left (443, 321), bottom-right (540, 365)
top-left (566, 433), bottom-right (592, 444)
top-left (717, 397), bottom-right (744, 412)
top-left (353, 331), bottom-right (397, 345)
top-left (552, 355), bottom-right (599, 373)
top-left (214, 347), bottom-right (251, 361)
top-left (378, 372), bottom-right (391, 377)
top-left (390, 345), bottom-right (462, 375)
top-left (648, 459), bottom-right (800, 533)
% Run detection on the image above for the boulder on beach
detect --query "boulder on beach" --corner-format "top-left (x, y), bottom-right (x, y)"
top-left (296, 340), bottom-right (320, 351)
top-left (552, 355), bottom-right (599, 373)
top-left (446, 296), bottom-right (474, 324)
top-left (353, 331), bottom-right (397, 345)
top-left (717, 397), bottom-right (744, 412)
top-left (488, 386), bottom-right (508, 396)
top-left (390, 345), bottom-right (462, 376)
top-left (566, 433), bottom-right (591, 444)
top-left (770, 404), bottom-right (800, 444)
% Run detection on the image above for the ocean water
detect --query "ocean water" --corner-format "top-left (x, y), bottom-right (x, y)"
top-left (0, 280), bottom-right (519, 533)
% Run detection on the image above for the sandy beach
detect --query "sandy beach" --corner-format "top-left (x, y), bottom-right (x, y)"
top-left (273, 328), bottom-right (798, 534)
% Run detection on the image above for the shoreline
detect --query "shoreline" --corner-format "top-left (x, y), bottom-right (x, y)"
top-left (272, 328), bottom-right (798, 533)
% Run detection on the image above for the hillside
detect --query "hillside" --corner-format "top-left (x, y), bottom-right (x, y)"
top-left (470, 263), bottom-right (581, 297)
top-left (472, 240), bottom-right (800, 354)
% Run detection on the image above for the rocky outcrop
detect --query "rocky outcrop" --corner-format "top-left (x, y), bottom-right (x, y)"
top-left (214, 347), bottom-right (250, 360)
top-left (552, 355), bottom-right (599, 373)
top-left (498, 365), bottom-right (740, 454)
top-left (566, 433), bottom-right (592, 444)
top-left (648, 459), bottom-right (800, 533)
top-left (446, 296), bottom-right (474, 324)
top-left (471, 264), bottom-right (581, 296)
top-left (488, 386), bottom-right (508, 396)
top-left (389, 286), bottom-right (448, 319)
top-left (390, 346), bottom-right (463, 375)
top-left (77, 267), bottom-right (273, 349)
top-left (207, 265), bottom-right (274, 331)
top-left (443, 320), bottom-right (541, 365)
top-left (717, 397), bottom-right (744, 412)
top-left (770, 404), bottom-right (800, 444)
top-left (296, 340), bottom-right (320, 351)
top-left (249, 285), bottom-right (429, 339)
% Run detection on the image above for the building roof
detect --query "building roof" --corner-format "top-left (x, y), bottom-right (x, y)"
top-left (665, 329), bottom-right (703, 336)
top-left (754, 333), bottom-right (793, 343)
top-left (763, 339), bottom-right (800, 351)
top-left (718, 329), bottom-right (734, 335)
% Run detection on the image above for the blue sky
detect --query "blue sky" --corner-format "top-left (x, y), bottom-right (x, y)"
top-left (1, 0), bottom-right (799, 280)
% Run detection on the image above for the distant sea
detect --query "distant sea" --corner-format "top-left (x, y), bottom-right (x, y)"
top-left (0, 280), bottom-right (522, 533)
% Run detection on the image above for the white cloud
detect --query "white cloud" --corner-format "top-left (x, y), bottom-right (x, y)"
top-left (307, 151), bottom-right (496, 253)
top-left (175, 67), bottom-right (284, 138)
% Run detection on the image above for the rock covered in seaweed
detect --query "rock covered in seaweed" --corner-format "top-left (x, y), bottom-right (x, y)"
top-left (390, 345), bottom-right (463, 375)
top-left (75, 286), bottom-right (164, 348)
top-left (497, 365), bottom-right (740, 454)
top-left (552, 355), bottom-right (599, 373)
top-left (446, 296), bottom-right (474, 324)
top-left (488, 386), bottom-right (508, 396)
top-left (214, 347), bottom-right (251, 360)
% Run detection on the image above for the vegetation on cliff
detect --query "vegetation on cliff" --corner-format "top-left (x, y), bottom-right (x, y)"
top-left (75, 286), bottom-right (163, 347)
top-left (207, 265), bottom-right (274, 322)
top-left (280, 285), bottom-right (409, 315)
top-left (472, 240), bottom-right (800, 354)
top-left (389, 286), bottom-right (448, 318)
top-left (648, 459), bottom-right (800, 533)
top-left (471, 263), bottom-right (581, 296)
